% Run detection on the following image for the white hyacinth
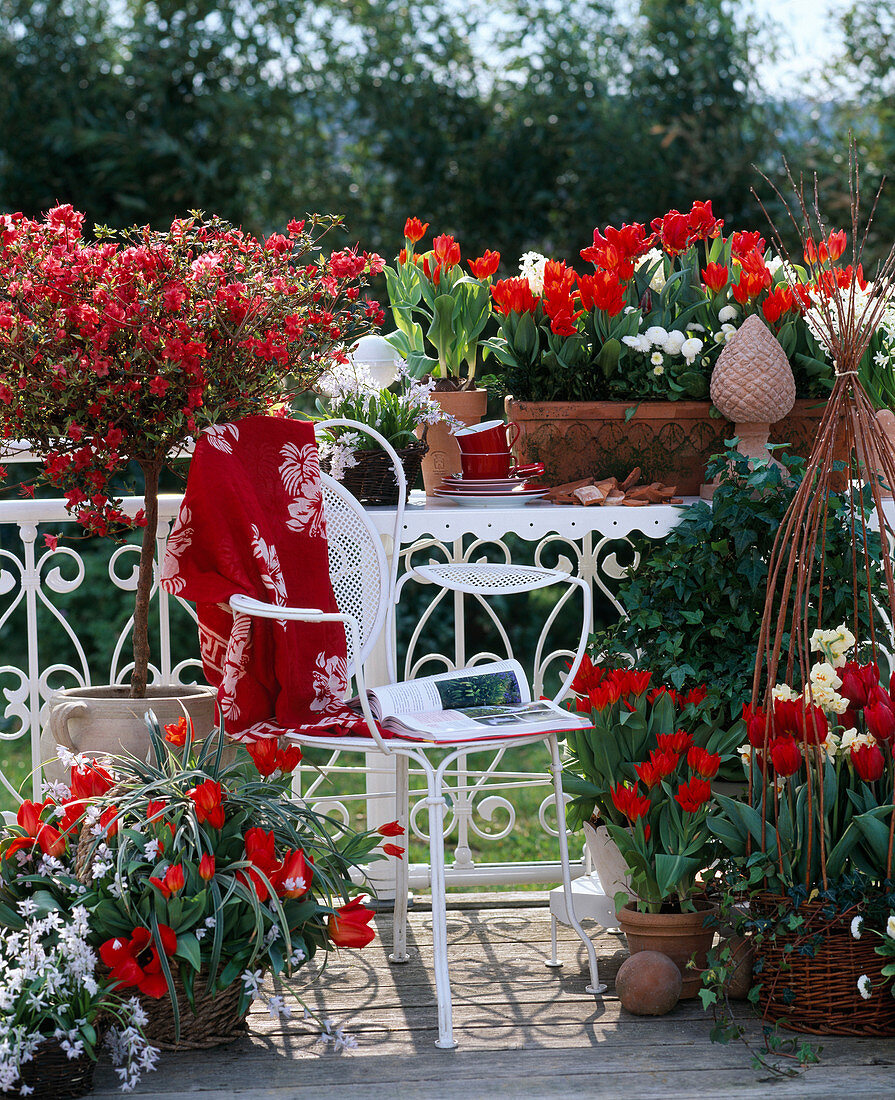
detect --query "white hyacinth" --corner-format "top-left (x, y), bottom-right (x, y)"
top-left (519, 251), bottom-right (548, 296)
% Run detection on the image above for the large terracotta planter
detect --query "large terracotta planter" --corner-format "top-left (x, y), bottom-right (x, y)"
top-left (418, 388), bottom-right (488, 494)
top-left (41, 684), bottom-right (219, 782)
top-left (583, 819), bottom-right (633, 905)
top-left (506, 396), bottom-right (828, 496)
top-left (616, 900), bottom-right (718, 1000)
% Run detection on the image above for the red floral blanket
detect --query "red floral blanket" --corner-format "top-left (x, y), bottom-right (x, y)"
top-left (160, 416), bottom-right (372, 741)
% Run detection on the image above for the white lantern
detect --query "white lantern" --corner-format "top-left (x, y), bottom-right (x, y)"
top-left (349, 334), bottom-right (399, 390)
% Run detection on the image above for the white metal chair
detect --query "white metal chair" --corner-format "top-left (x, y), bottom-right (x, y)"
top-left (227, 419), bottom-right (603, 1049)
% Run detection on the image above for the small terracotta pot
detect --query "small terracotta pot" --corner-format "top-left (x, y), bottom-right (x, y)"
top-left (617, 900), bottom-right (718, 1000)
top-left (418, 388), bottom-right (488, 494)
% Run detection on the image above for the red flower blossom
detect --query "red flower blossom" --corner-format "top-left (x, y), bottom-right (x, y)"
top-left (247, 738), bottom-right (303, 777)
top-left (164, 716), bottom-right (190, 746)
top-left (432, 233), bottom-right (461, 269)
top-left (99, 925), bottom-right (178, 999)
top-left (674, 777), bottom-right (712, 813)
top-left (187, 779), bottom-right (226, 829)
top-left (686, 200), bottom-right (723, 240)
top-left (687, 745), bottom-right (721, 778)
top-left (635, 760), bottom-right (660, 789)
top-left (865, 701), bottom-right (895, 743)
top-left (702, 262), bottom-right (729, 294)
top-left (769, 737), bottom-right (801, 777)
top-left (577, 271), bottom-right (627, 317)
top-left (382, 843), bottom-right (405, 858)
top-left (275, 848), bottom-right (313, 898)
top-left (403, 218), bottom-right (429, 244)
top-left (199, 853), bottom-right (215, 881)
top-left (650, 211), bottom-right (693, 256)
top-left (580, 222), bottom-right (653, 278)
top-left (377, 820), bottom-right (405, 837)
top-left (762, 285), bottom-right (798, 324)
top-left (491, 277), bottom-right (539, 316)
top-left (328, 897), bottom-right (376, 949)
top-left (805, 229), bottom-right (848, 266)
top-left (648, 748), bottom-right (680, 779)
top-left (773, 697), bottom-right (828, 744)
top-left (742, 703), bottom-right (768, 747)
top-left (656, 729), bottom-right (694, 755)
top-left (240, 826), bottom-right (279, 901)
top-left (610, 782), bottom-right (651, 822)
top-left (730, 230), bottom-right (765, 259)
top-left (468, 250), bottom-right (500, 279)
top-left (149, 863), bottom-right (185, 899)
top-left (852, 742), bottom-right (886, 782)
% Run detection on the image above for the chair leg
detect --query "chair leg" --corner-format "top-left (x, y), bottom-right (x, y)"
top-left (548, 735), bottom-right (606, 996)
top-left (425, 764), bottom-right (457, 1050)
top-left (546, 913), bottom-right (563, 969)
top-left (389, 754), bottom-right (410, 964)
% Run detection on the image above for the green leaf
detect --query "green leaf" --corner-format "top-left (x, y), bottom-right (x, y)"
top-left (174, 931), bottom-right (202, 971)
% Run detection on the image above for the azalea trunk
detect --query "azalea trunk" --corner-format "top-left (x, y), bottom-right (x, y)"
top-left (131, 460), bottom-right (162, 699)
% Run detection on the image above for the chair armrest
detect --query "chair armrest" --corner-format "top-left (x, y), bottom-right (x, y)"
top-left (226, 594), bottom-right (394, 754)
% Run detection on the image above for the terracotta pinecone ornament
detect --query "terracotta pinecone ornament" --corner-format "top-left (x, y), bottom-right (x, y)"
top-left (709, 314), bottom-right (795, 471)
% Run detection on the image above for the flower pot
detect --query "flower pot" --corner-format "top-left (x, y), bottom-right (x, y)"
top-left (418, 388), bottom-right (488, 494)
top-left (506, 396), bottom-right (829, 497)
top-left (15, 1038), bottom-right (98, 1099)
top-left (616, 900), bottom-right (718, 1000)
top-left (325, 439), bottom-right (428, 504)
top-left (752, 892), bottom-right (895, 1036)
top-left (41, 684), bottom-right (220, 783)
top-left (139, 967), bottom-right (249, 1050)
top-left (583, 819), bottom-right (633, 905)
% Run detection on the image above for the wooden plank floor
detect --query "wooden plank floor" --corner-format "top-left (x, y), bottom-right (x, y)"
top-left (92, 892), bottom-right (895, 1098)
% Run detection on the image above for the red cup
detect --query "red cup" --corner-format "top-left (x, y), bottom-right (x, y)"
top-left (455, 420), bottom-right (521, 455)
top-left (460, 451), bottom-right (513, 479)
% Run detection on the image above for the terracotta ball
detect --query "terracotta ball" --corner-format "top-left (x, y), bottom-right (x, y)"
top-left (616, 950), bottom-right (682, 1016)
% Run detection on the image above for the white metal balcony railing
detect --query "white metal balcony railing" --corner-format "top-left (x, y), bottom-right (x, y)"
top-left (0, 474), bottom-right (681, 890)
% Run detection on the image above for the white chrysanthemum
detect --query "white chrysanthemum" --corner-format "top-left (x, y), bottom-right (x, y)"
top-left (718, 305), bottom-right (738, 322)
top-left (851, 915), bottom-right (864, 940)
top-left (887, 914), bottom-right (895, 939)
top-left (652, 365), bottom-right (665, 377)
top-left (662, 330), bottom-right (686, 355)
top-left (622, 334), bottom-right (651, 354)
top-left (681, 337), bottom-right (703, 364)
top-left (644, 325), bottom-right (669, 346)
top-left (650, 351), bottom-right (664, 366)
top-left (858, 974), bottom-right (873, 1000)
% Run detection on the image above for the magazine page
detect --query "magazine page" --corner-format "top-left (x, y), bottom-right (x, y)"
top-left (363, 659), bottom-right (530, 721)
top-left (385, 699), bottom-right (591, 742)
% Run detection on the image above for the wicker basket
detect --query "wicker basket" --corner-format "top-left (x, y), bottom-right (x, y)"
top-left (138, 968), bottom-right (249, 1050)
top-left (16, 1039), bottom-right (98, 1098)
top-left (753, 892), bottom-right (895, 1036)
top-left (326, 439), bottom-right (428, 504)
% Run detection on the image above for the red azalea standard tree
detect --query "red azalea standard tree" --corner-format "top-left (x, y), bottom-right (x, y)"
top-left (0, 205), bottom-right (384, 697)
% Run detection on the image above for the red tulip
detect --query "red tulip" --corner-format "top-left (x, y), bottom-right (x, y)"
top-left (382, 843), bottom-right (405, 858)
top-left (730, 230), bottom-right (765, 258)
top-left (675, 777), bottom-right (712, 813)
top-left (687, 745), bottom-right (721, 779)
top-left (164, 716), bottom-right (189, 746)
top-left (635, 760), bottom-right (660, 789)
top-left (468, 250), bottom-right (500, 279)
top-left (247, 738), bottom-right (279, 777)
top-left (840, 662), bottom-right (870, 708)
top-left (851, 742), bottom-right (886, 782)
top-left (865, 701), bottom-right (895, 743)
top-left (650, 210), bottom-right (693, 255)
top-left (702, 262), bottom-right (729, 294)
top-left (491, 277), bottom-right (539, 316)
top-left (276, 849), bottom-right (312, 899)
top-left (769, 737), bottom-right (802, 777)
top-left (187, 779), bottom-right (226, 829)
top-left (826, 229), bottom-right (847, 262)
top-left (403, 218), bottom-right (428, 244)
top-left (432, 233), bottom-right (460, 269)
top-left (149, 863), bottom-right (185, 899)
top-left (648, 748), bottom-right (680, 779)
top-left (576, 271), bottom-right (627, 317)
top-left (656, 729), bottom-right (694, 754)
top-left (69, 762), bottom-right (114, 802)
top-left (377, 820), bottom-right (405, 837)
top-left (241, 827), bottom-right (279, 901)
top-left (610, 782), bottom-right (651, 822)
top-left (100, 924), bottom-right (178, 999)
top-left (278, 745), bottom-right (302, 774)
top-left (16, 799), bottom-right (47, 837)
top-left (687, 199), bottom-right (723, 240)
top-left (199, 853), bottom-right (216, 881)
top-left (328, 898), bottom-right (376, 949)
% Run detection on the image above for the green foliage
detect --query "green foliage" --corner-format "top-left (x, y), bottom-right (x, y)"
top-left (592, 450), bottom-right (887, 712)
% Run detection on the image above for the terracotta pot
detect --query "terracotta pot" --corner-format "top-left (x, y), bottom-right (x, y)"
top-left (583, 819), bottom-right (633, 905)
top-left (418, 388), bottom-right (488, 494)
top-left (41, 684), bottom-right (220, 782)
top-left (506, 396), bottom-right (829, 497)
top-left (616, 899), bottom-right (718, 1000)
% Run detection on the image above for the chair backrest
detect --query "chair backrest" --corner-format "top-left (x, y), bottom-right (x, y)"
top-left (316, 420), bottom-right (406, 681)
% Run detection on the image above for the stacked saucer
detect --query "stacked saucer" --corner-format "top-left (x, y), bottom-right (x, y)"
top-left (434, 473), bottom-right (548, 508)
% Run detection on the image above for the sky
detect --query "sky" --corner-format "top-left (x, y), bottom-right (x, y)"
top-left (752, 0), bottom-right (844, 92)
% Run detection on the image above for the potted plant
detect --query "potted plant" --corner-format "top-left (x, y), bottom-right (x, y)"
top-left (0, 205), bottom-right (383, 769)
top-left (562, 659), bottom-right (742, 995)
top-left (489, 202), bottom-right (835, 492)
top-left (710, 632), bottom-right (895, 1034)
top-left (382, 218), bottom-right (500, 489)
top-left (312, 361), bottom-right (461, 502)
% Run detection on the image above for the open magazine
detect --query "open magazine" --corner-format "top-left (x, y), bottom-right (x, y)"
top-left (351, 659), bottom-right (591, 742)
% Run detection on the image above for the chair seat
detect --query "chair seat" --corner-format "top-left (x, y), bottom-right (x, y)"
top-left (279, 729), bottom-right (557, 753)
top-left (412, 562), bottom-right (567, 595)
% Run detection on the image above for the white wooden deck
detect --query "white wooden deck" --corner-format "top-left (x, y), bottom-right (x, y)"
top-left (92, 893), bottom-right (895, 1098)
